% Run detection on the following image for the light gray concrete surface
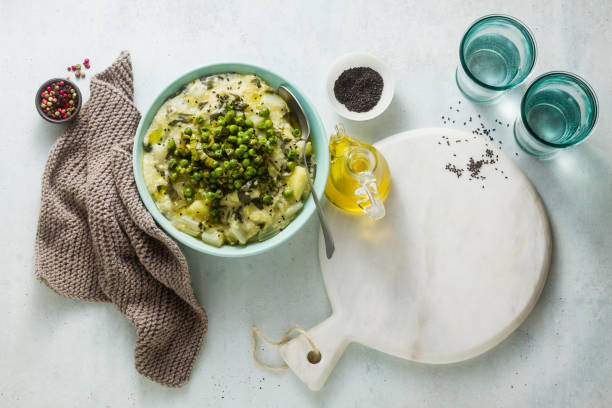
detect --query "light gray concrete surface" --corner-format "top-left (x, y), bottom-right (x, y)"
top-left (1, 0), bottom-right (610, 406)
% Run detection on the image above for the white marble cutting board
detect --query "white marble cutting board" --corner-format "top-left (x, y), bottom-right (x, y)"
top-left (280, 128), bottom-right (552, 391)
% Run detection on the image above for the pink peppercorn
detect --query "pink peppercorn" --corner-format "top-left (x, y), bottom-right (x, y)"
top-left (72, 65), bottom-right (76, 71)
top-left (84, 58), bottom-right (89, 64)
top-left (46, 86), bottom-right (51, 91)
top-left (59, 81), bottom-right (64, 86)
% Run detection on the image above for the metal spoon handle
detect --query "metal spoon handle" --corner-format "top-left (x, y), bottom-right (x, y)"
top-left (304, 151), bottom-right (335, 259)
top-left (277, 85), bottom-right (334, 259)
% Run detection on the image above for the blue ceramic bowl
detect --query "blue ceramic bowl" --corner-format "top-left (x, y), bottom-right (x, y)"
top-left (133, 63), bottom-right (329, 257)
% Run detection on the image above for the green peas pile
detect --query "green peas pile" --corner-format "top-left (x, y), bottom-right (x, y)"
top-left (162, 99), bottom-right (283, 215)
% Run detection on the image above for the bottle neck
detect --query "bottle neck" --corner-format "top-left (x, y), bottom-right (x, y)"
top-left (345, 147), bottom-right (378, 181)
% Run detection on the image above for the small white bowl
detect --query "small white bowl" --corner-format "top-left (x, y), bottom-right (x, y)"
top-left (326, 52), bottom-right (394, 121)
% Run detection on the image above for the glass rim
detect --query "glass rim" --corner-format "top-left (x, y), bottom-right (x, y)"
top-left (520, 71), bottom-right (599, 148)
top-left (345, 146), bottom-right (378, 179)
top-left (459, 14), bottom-right (537, 91)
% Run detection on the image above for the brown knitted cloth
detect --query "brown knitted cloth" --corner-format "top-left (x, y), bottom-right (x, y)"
top-left (34, 51), bottom-right (207, 387)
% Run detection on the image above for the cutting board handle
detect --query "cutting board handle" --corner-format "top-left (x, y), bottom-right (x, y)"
top-left (279, 314), bottom-right (349, 391)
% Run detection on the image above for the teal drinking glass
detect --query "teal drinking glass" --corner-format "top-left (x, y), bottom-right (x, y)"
top-left (514, 71), bottom-right (599, 158)
top-left (456, 15), bottom-right (537, 102)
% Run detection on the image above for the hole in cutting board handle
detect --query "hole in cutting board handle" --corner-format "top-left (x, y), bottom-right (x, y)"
top-left (307, 350), bottom-right (322, 364)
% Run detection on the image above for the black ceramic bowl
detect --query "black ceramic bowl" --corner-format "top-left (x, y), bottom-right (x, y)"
top-left (35, 78), bottom-right (82, 123)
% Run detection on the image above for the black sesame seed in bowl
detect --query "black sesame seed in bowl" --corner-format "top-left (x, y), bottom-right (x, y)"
top-left (35, 78), bottom-right (82, 123)
top-left (326, 52), bottom-right (394, 121)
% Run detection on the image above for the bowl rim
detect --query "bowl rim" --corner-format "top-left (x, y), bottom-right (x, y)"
top-left (35, 78), bottom-right (82, 123)
top-left (326, 52), bottom-right (395, 121)
top-left (132, 62), bottom-right (329, 257)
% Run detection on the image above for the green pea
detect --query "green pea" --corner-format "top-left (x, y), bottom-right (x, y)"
top-left (184, 187), bottom-right (193, 197)
top-left (287, 161), bottom-right (296, 171)
top-left (242, 158), bottom-right (251, 167)
top-left (216, 117), bottom-right (226, 126)
top-left (167, 139), bottom-right (176, 151)
top-left (214, 168), bottom-right (224, 178)
top-left (259, 107), bottom-right (270, 117)
top-left (248, 148), bottom-right (256, 157)
top-left (179, 159), bottom-right (189, 167)
top-left (263, 119), bottom-right (272, 129)
top-left (283, 189), bottom-right (293, 198)
top-left (268, 135), bottom-right (278, 145)
top-left (266, 129), bottom-right (275, 137)
top-left (196, 115), bottom-right (204, 123)
top-left (225, 110), bottom-right (236, 121)
top-left (267, 145), bottom-right (275, 154)
top-left (231, 170), bottom-right (241, 178)
top-left (223, 161), bottom-right (231, 170)
top-left (170, 172), bottom-right (178, 182)
top-left (229, 159), bottom-right (238, 168)
top-left (215, 149), bottom-right (223, 157)
top-left (184, 127), bottom-right (193, 136)
top-left (235, 117), bottom-right (244, 126)
top-left (227, 125), bottom-right (237, 135)
top-left (211, 160), bottom-right (219, 168)
top-left (244, 119), bottom-right (254, 127)
top-left (246, 166), bottom-right (256, 174)
top-left (168, 159), bottom-right (177, 169)
top-left (192, 172), bottom-right (202, 180)
top-left (258, 136), bottom-right (267, 145)
top-left (234, 180), bottom-right (243, 188)
top-left (206, 191), bottom-right (215, 201)
top-left (210, 208), bottom-right (219, 217)
top-left (238, 136), bottom-right (249, 145)
top-left (245, 128), bottom-right (254, 136)
top-left (227, 136), bottom-right (238, 144)
top-left (201, 130), bottom-right (210, 139)
top-left (186, 196), bottom-right (194, 205)
top-left (262, 194), bottom-right (272, 204)
top-left (238, 144), bottom-right (248, 151)
top-left (253, 156), bottom-right (263, 166)
top-left (256, 121), bottom-right (266, 130)
top-left (212, 143), bottom-right (220, 151)
top-left (292, 128), bottom-right (301, 137)
top-left (257, 167), bottom-right (266, 175)
top-left (215, 189), bottom-right (223, 198)
top-left (287, 149), bottom-right (297, 159)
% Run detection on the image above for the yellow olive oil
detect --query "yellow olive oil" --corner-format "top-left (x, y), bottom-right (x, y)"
top-left (325, 126), bottom-right (390, 212)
